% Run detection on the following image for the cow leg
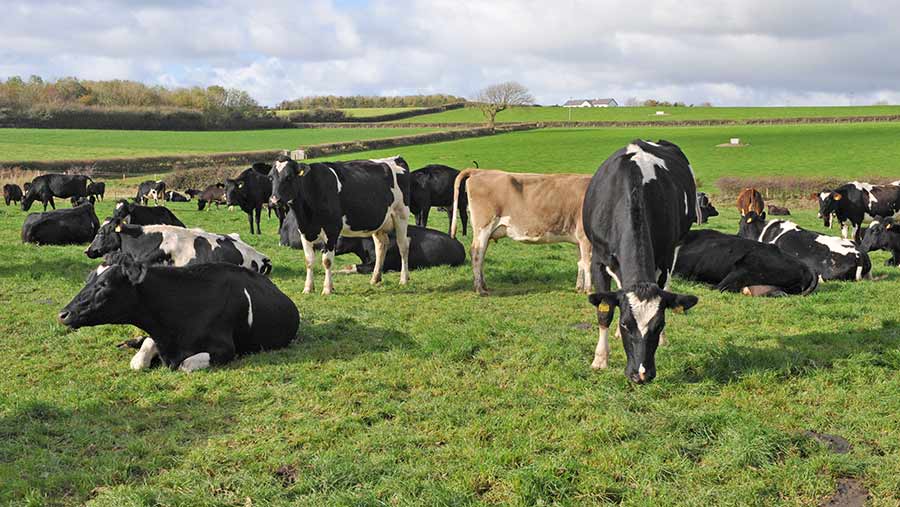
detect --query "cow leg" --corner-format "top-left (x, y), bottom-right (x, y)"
top-left (178, 353), bottom-right (211, 372)
top-left (322, 248), bottom-right (336, 295)
top-left (300, 236), bottom-right (317, 294)
top-left (658, 269), bottom-right (671, 347)
top-left (370, 231), bottom-right (389, 285)
top-left (256, 207), bottom-right (263, 235)
top-left (471, 221), bottom-right (497, 295)
top-left (129, 338), bottom-right (159, 370)
top-left (393, 212), bottom-right (411, 285)
top-left (418, 201), bottom-right (429, 228)
top-left (576, 237), bottom-right (592, 293)
top-left (840, 222), bottom-right (849, 240)
top-left (591, 265), bottom-right (613, 370)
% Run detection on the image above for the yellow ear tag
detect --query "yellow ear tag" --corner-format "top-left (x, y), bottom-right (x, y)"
top-left (833, 193), bottom-right (842, 201)
top-left (887, 224), bottom-right (893, 230)
top-left (746, 217), bottom-right (753, 223)
top-left (299, 169), bottom-right (305, 176)
top-left (115, 225), bottom-right (122, 232)
top-left (598, 303), bottom-right (610, 313)
top-left (673, 305), bottom-right (685, 314)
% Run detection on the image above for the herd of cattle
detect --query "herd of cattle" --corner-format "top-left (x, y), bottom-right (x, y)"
top-left (5, 139), bottom-right (900, 383)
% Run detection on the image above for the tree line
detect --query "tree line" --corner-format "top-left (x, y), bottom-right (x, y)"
top-left (277, 94), bottom-right (465, 110)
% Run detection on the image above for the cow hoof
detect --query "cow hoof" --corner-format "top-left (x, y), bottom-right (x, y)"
top-left (476, 288), bottom-right (490, 297)
top-left (303, 287), bottom-right (313, 295)
top-left (370, 277), bottom-right (382, 285)
top-left (321, 288), bottom-right (333, 296)
top-left (591, 358), bottom-right (608, 370)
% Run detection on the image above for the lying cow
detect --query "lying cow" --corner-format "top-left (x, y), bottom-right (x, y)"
top-left (112, 199), bottom-right (185, 227)
top-left (674, 230), bottom-right (818, 296)
top-left (22, 203), bottom-right (99, 245)
top-left (767, 204), bottom-right (791, 216)
top-left (452, 169), bottom-right (592, 294)
top-left (165, 190), bottom-right (190, 202)
top-left (225, 167), bottom-right (275, 234)
top-left (59, 252), bottom-right (299, 372)
top-left (739, 211), bottom-right (871, 281)
top-left (136, 180), bottom-right (166, 205)
top-left (22, 174), bottom-right (93, 211)
top-left (4, 184), bottom-right (23, 206)
top-left (197, 184), bottom-right (226, 211)
top-left (860, 217), bottom-right (900, 266)
top-left (696, 192), bottom-right (718, 224)
top-left (817, 181), bottom-right (900, 242)
top-left (736, 187), bottom-right (764, 216)
top-left (87, 181), bottom-right (105, 201)
top-left (410, 164), bottom-right (468, 235)
top-left (85, 218), bottom-right (271, 274)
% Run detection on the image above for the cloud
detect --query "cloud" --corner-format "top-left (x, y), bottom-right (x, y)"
top-left (1, 0), bottom-right (899, 106)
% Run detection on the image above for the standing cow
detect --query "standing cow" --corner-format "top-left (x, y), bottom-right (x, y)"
top-left (21, 174), bottom-right (93, 211)
top-left (136, 180), bottom-right (167, 206)
top-left (583, 140), bottom-right (700, 383)
top-left (4, 184), bottom-right (23, 206)
top-left (197, 184), bottom-right (226, 211)
top-left (410, 164), bottom-right (468, 235)
top-left (817, 181), bottom-right (900, 242)
top-left (736, 188), bottom-right (765, 216)
top-left (269, 155), bottom-right (412, 295)
top-left (859, 217), bottom-right (900, 267)
top-left (87, 181), bottom-right (105, 201)
top-left (225, 167), bottom-right (275, 235)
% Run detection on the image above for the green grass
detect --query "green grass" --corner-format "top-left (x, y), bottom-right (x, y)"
top-left (0, 127), bottom-right (438, 161)
top-left (395, 105), bottom-right (900, 124)
top-left (2, 196), bottom-right (900, 505)
top-left (275, 107), bottom-right (423, 118)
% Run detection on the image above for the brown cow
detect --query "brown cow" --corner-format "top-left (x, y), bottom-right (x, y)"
top-left (451, 169), bottom-right (592, 295)
top-left (736, 187), bottom-right (764, 216)
top-left (767, 204), bottom-right (791, 215)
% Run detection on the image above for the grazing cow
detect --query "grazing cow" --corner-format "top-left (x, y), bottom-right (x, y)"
top-left (112, 199), bottom-right (185, 227)
top-left (59, 253), bottom-right (299, 372)
top-left (225, 168), bottom-right (275, 235)
top-left (451, 169), bottom-right (593, 294)
top-left (269, 155), bottom-right (412, 294)
top-left (197, 184), bottom-right (226, 211)
top-left (859, 217), bottom-right (900, 267)
top-left (87, 181), bottom-right (105, 201)
top-left (135, 180), bottom-right (166, 205)
top-left (165, 190), bottom-right (190, 202)
top-left (583, 140), bottom-right (699, 383)
top-left (739, 211), bottom-right (871, 281)
top-left (767, 204), bottom-right (791, 215)
top-left (410, 164), bottom-right (468, 235)
top-left (817, 181), bottom-right (900, 242)
top-left (85, 218), bottom-right (272, 274)
top-left (21, 174), bottom-right (93, 211)
top-left (674, 229), bottom-right (818, 296)
top-left (22, 203), bottom-right (99, 245)
top-left (4, 184), bottom-right (23, 206)
top-left (695, 192), bottom-right (718, 224)
top-left (736, 187), bottom-right (765, 216)
top-left (326, 225), bottom-right (465, 273)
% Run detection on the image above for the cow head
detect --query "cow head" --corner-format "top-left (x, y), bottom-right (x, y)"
top-left (20, 183), bottom-right (39, 211)
top-left (860, 217), bottom-right (900, 255)
top-left (111, 199), bottom-right (135, 221)
top-left (589, 284), bottom-right (698, 383)
top-left (85, 218), bottom-right (141, 258)
top-left (58, 253), bottom-right (147, 329)
top-left (738, 211), bottom-right (766, 240)
top-left (224, 178), bottom-right (244, 207)
top-left (817, 189), bottom-right (843, 227)
top-left (269, 156), bottom-right (304, 207)
top-left (696, 192), bottom-right (718, 224)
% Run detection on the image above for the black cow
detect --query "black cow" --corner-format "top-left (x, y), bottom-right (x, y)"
top-left (860, 217), bottom-right (900, 266)
top-left (165, 190), bottom-right (190, 202)
top-left (136, 180), bottom-right (166, 205)
top-left (185, 188), bottom-right (202, 199)
top-left (269, 155), bottom-right (412, 295)
top-left (410, 164), bottom-right (468, 235)
top-left (70, 195), bottom-right (96, 206)
top-left (22, 203), bottom-right (99, 245)
top-left (87, 181), bottom-right (105, 201)
top-left (22, 174), bottom-right (93, 211)
top-left (112, 199), bottom-right (185, 227)
top-left (817, 181), bottom-right (900, 243)
top-left (4, 184), bottom-right (23, 206)
top-left (225, 168), bottom-right (275, 235)
top-left (583, 140), bottom-right (699, 383)
top-left (739, 211), bottom-right (871, 281)
top-left (695, 191), bottom-right (718, 224)
top-left (85, 218), bottom-right (272, 274)
top-left (197, 184), bottom-right (226, 211)
top-left (674, 229), bottom-right (818, 296)
top-left (59, 253), bottom-right (299, 372)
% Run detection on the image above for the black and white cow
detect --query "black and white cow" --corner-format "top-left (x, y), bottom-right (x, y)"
top-left (112, 199), bottom-right (185, 227)
top-left (85, 218), bottom-right (271, 274)
top-left (22, 174), bottom-right (93, 211)
top-left (269, 155), bottom-right (412, 294)
top-left (817, 181), bottom-right (900, 242)
top-left (695, 191), bottom-right (718, 224)
top-left (739, 211), bottom-right (871, 281)
top-left (197, 184), bottom-right (226, 211)
top-left (87, 181), bottom-right (105, 201)
top-left (4, 184), bottom-right (23, 206)
top-left (59, 253), bottom-right (299, 372)
top-left (225, 167), bottom-right (276, 235)
top-left (410, 164), bottom-right (468, 235)
top-left (583, 140), bottom-right (699, 383)
top-left (136, 180), bottom-right (167, 206)
top-left (22, 202), bottom-right (100, 245)
top-left (859, 217), bottom-right (900, 267)
top-left (674, 229), bottom-right (818, 296)
top-left (165, 190), bottom-right (190, 202)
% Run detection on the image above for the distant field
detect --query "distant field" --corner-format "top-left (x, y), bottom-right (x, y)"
top-left (275, 107), bottom-right (423, 118)
top-left (0, 127), bottom-right (438, 161)
top-left (394, 105), bottom-right (900, 124)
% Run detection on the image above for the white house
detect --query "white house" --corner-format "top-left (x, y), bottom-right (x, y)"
top-left (562, 98), bottom-right (618, 108)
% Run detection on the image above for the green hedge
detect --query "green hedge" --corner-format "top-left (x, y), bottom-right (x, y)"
top-left (0, 106), bottom-right (292, 131)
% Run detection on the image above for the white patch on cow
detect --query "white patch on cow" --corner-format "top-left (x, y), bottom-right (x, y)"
top-left (819, 191), bottom-right (830, 201)
top-left (645, 141), bottom-right (660, 147)
top-left (95, 264), bottom-right (111, 276)
top-left (228, 233), bottom-right (240, 240)
top-left (101, 219), bottom-right (110, 227)
top-left (328, 167), bottom-right (342, 192)
top-left (244, 288), bottom-right (253, 327)
top-left (815, 234), bottom-right (859, 257)
top-left (625, 292), bottom-right (661, 337)
top-left (605, 267), bottom-right (622, 289)
top-left (771, 221), bottom-right (800, 243)
top-left (142, 225), bottom-right (269, 272)
top-left (626, 143), bottom-right (667, 185)
top-left (370, 156), bottom-right (407, 175)
top-left (178, 352), bottom-right (211, 372)
top-left (639, 363), bottom-right (646, 375)
top-left (274, 160), bottom-right (289, 173)
top-left (871, 219), bottom-right (881, 227)
top-left (841, 224), bottom-right (849, 240)
top-left (130, 338), bottom-right (158, 370)
top-left (856, 265), bottom-right (863, 281)
top-left (115, 202), bottom-right (124, 210)
top-left (683, 192), bottom-right (688, 215)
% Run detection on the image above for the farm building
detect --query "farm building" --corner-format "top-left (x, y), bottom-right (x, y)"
top-left (562, 98), bottom-right (618, 107)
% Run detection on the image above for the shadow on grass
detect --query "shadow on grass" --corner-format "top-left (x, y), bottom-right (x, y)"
top-left (0, 257), bottom-right (98, 283)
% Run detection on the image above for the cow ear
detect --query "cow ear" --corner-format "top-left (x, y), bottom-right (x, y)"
top-left (662, 292), bottom-right (699, 314)
top-left (589, 291), bottom-right (618, 327)
top-left (122, 261), bottom-right (147, 285)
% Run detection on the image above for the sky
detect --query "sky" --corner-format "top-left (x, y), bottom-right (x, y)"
top-left (2, 0), bottom-right (899, 107)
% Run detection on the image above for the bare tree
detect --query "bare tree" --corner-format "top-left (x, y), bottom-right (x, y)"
top-left (473, 82), bottom-right (534, 128)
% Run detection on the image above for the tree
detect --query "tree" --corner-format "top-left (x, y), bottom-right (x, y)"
top-left (473, 81), bottom-right (534, 128)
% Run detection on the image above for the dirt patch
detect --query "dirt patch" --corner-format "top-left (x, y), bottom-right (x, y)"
top-left (804, 430), bottom-right (851, 454)
top-left (820, 478), bottom-right (868, 507)
top-left (273, 464), bottom-right (298, 487)
top-left (572, 322), bottom-right (593, 331)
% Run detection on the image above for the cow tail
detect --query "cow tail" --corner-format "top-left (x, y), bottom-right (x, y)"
top-left (451, 169), bottom-right (476, 238)
top-left (800, 270), bottom-right (819, 296)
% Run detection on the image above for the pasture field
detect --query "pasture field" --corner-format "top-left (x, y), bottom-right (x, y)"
top-left (274, 108), bottom-right (423, 118)
top-left (2, 188), bottom-right (900, 505)
top-left (0, 127), bottom-right (438, 162)
top-left (394, 105), bottom-right (900, 124)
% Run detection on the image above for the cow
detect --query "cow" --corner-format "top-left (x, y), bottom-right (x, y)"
top-left (817, 181), bottom-right (900, 242)
top-left (58, 252), bottom-right (299, 372)
top-left (674, 229), bottom-right (818, 296)
top-left (225, 167), bottom-right (275, 235)
top-left (185, 188), bottom-right (203, 199)
top-left (738, 211), bottom-right (871, 281)
top-left (410, 164), bottom-right (468, 235)
top-left (4, 184), bottom-right (23, 206)
top-left (85, 218), bottom-right (272, 274)
top-left (70, 195), bottom-right (95, 206)
top-left (767, 204), bottom-right (791, 215)
top-left (165, 190), bottom-right (190, 202)
top-left (111, 199), bottom-right (185, 227)
top-left (859, 217), bottom-right (900, 267)
top-left (450, 169), bottom-right (593, 295)
top-left (135, 180), bottom-right (166, 205)
top-left (197, 184), bottom-right (226, 211)
top-left (736, 187), bottom-right (764, 216)
top-left (22, 202), bottom-right (100, 245)
top-left (696, 192), bottom-right (718, 224)
top-left (87, 181), bottom-right (105, 201)
top-left (21, 174), bottom-right (93, 211)
top-left (583, 139), bottom-right (700, 383)
top-left (269, 155), bottom-right (412, 295)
